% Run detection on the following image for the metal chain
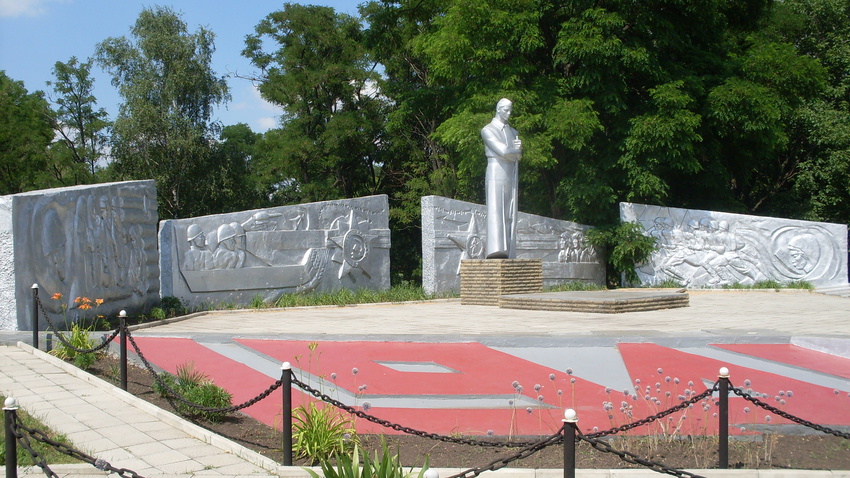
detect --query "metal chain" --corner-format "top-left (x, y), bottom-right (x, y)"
top-left (446, 426), bottom-right (565, 478)
top-left (587, 383), bottom-right (718, 438)
top-left (13, 415), bottom-right (146, 478)
top-left (36, 295), bottom-right (120, 354)
top-left (730, 383), bottom-right (850, 439)
top-left (126, 326), bottom-right (283, 414)
top-left (577, 431), bottom-right (707, 478)
top-left (292, 376), bottom-right (538, 448)
top-left (8, 415), bottom-right (59, 478)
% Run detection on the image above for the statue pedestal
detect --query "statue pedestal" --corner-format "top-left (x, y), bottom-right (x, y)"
top-left (460, 259), bottom-right (543, 306)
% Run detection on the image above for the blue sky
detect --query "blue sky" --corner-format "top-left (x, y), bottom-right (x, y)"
top-left (0, 0), bottom-right (363, 133)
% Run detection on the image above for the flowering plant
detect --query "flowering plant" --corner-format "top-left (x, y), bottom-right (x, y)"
top-left (49, 293), bottom-right (106, 369)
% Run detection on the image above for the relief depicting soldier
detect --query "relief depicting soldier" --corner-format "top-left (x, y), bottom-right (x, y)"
top-left (212, 223), bottom-right (244, 269)
top-left (183, 224), bottom-right (213, 271)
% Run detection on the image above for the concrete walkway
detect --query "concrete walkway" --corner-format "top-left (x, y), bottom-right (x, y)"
top-left (133, 290), bottom-right (850, 341)
top-left (0, 343), bottom-right (280, 477)
top-left (2, 290), bottom-right (850, 477)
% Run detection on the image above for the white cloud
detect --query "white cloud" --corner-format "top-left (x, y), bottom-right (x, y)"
top-left (249, 84), bottom-right (282, 112)
top-left (256, 117), bottom-right (277, 131)
top-left (0, 0), bottom-right (66, 17)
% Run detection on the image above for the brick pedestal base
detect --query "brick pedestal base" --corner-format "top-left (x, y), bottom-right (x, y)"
top-left (460, 259), bottom-right (543, 306)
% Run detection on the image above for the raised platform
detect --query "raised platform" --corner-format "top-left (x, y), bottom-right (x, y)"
top-left (460, 259), bottom-right (543, 306)
top-left (498, 289), bottom-right (689, 313)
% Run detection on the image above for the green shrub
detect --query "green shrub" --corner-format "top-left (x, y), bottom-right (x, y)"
top-left (159, 296), bottom-right (186, 317)
top-left (50, 322), bottom-right (99, 370)
top-left (182, 382), bottom-right (233, 422)
top-left (151, 361), bottom-right (232, 422)
top-left (305, 439), bottom-right (429, 478)
top-left (293, 402), bottom-right (358, 464)
top-left (585, 221), bottom-right (658, 287)
top-left (149, 307), bottom-right (167, 320)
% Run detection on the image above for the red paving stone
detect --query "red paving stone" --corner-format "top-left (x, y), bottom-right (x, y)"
top-left (713, 343), bottom-right (850, 379)
top-left (128, 338), bottom-right (850, 436)
top-left (618, 343), bottom-right (850, 434)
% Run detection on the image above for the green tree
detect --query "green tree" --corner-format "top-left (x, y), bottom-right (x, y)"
top-left (208, 123), bottom-right (266, 212)
top-left (243, 3), bottom-right (387, 204)
top-left (762, 0), bottom-right (850, 223)
top-left (96, 6), bottom-right (230, 218)
top-left (0, 71), bottom-right (53, 194)
top-left (362, 0), bottom-right (850, 229)
top-left (47, 56), bottom-right (110, 183)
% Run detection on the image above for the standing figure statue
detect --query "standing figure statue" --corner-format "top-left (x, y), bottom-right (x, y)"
top-left (481, 98), bottom-right (522, 259)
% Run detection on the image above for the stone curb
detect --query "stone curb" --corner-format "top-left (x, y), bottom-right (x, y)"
top-left (128, 298), bottom-right (461, 331)
top-left (14, 342), bottom-right (282, 474)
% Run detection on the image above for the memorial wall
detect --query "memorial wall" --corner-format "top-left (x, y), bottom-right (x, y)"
top-left (422, 195), bottom-right (605, 295)
top-left (159, 195), bottom-right (391, 307)
top-left (621, 202), bottom-right (849, 288)
top-left (0, 181), bottom-right (160, 331)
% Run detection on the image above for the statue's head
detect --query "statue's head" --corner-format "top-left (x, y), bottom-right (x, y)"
top-left (496, 98), bottom-right (512, 122)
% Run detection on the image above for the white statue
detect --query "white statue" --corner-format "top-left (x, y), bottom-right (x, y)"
top-left (481, 98), bottom-right (522, 258)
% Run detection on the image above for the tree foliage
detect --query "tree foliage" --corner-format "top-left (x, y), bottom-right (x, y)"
top-left (0, 71), bottom-right (53, 194)
top-left (359, 0), bottom-right (850, 232)
top-left (47, 56), bottom-right (111, 183)
top-left (96, 6), bottom-right (230, 218)
top-left (4, 1), bottom-right (847, 285)
top-left (243, 3), bottom-right (387, 204)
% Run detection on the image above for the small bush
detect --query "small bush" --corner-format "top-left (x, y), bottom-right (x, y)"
top-left (151, 361), bottom-right (232, 422)
top-left (585, 221), bottom-right (658, 287)
top-left (149, 307), bottom-right (167, 320)
top-left (159, 296), bottom-right (186, 317)
top-left (50, 322), bottom-right (99, 370)
top-left (293, 401), bottom-right (358, 464)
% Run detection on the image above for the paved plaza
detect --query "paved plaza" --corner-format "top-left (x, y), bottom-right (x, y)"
top-left (2, 289), bottom-right (850, 477)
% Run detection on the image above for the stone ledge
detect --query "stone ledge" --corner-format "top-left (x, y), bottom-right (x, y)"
top-left (499, 290), bottom-right (689, 313)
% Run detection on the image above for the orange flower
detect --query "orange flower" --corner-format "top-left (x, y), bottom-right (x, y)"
top-left (78, 303), bottom-right (92, 311)
top-left (81, 297), bottom-right (91, 304)
top-left (51, 292), bottom-right (63, 300)
top-left (95, 298), bottom-right (104, 306)
top-left (74, 296), bottom-right (82, 304)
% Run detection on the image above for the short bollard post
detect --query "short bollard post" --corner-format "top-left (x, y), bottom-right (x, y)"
top-left (119, 310), bottom-right (128, 391)
top-left (281, 362), bottom-right (293, 466)
top-left (718, 366), bottom-right (730, 469)
top-left (5, 397), bottom-right (19, 478)
top-left (563, 409), bottom-right (578, 478)
top-left (31, 284), bottom-right (39, 350)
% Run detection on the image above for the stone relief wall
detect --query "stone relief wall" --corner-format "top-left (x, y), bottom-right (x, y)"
top-left (422, 196), bottom-right (605, 295)
top-left (3, 181), bottom-right (160, 331)
top-left (159, 195), bottom-right (391, 307)
top-left (621, 202), bottom-right (849, 288)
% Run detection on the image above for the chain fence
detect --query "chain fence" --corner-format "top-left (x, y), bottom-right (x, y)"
top-left (731, 382), bottom-right (850, 439)
top-left (8, 410), bottom-right (145, 478)
top-left (291, 375), bottom-right (542, 449)
top-left (586, 383), bottom-right (718, 439)
top-left (446, 426), bottom-right (565, 478)
top-left (575, 429), bottom-right (707, 478)
top-left (23, 293), bottom-right (850, 476)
